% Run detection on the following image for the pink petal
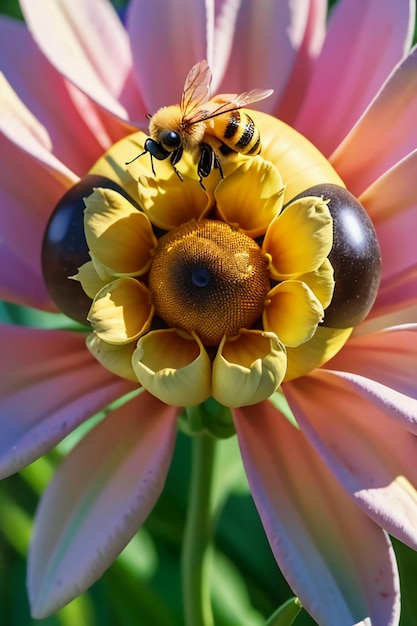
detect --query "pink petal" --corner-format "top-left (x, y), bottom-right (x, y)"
top-left (0, 130), bottom-right (76, 308)
top-left (331, 46), bottom-right (417, 195)
top-left (0, 17), bottom-right (121, 174)
top-left (20, 0), bottom-right (144, 120)
top-left (360, 150), bottom-right (417, 225)
top-left (219, 0), bottom-right (325, 113)
top-left (0, 73), bottom-right (77, 184)
top-left (127, 0), bottom-right (210, 112)
top-left (276, 0), bottom-right (327, 125)
top-left (28, 392), bottom-right (178, 618)
top-left (327, 325), bottom-right (417, 399)
top-left (295, 0), bottom-right (413, 157)
top-left (0, 325), bottom-right (136, 478)
top-left (234, 401), bottom-right (400, 626)
top-left (371, 264), bottom-right (417, 320)
top-left (285, 370), bottom-right (417, 550)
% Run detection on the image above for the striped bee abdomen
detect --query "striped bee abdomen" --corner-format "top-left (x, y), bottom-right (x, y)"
top-left (213, 110), bottom-right (262, 156)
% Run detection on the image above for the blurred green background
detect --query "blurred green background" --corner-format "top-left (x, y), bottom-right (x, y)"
top-left (1, 0), bottom-right (417, 624)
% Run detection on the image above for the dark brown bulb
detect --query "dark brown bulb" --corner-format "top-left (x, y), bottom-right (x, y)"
top-left (288, 184), bottom-right (381, 328)
top-left (41, 175), bottom-right (135, 324)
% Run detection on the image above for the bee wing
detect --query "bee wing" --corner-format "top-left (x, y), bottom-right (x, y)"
top-left (180, 60), bottom-right (212, 118)
top-left (186, 88), bottom-right (274, 124)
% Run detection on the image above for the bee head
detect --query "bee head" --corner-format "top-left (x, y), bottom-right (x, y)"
top-left (149, 105), bottom-right (183, 152)
top-left (159, 130), bottom-right (182, 152)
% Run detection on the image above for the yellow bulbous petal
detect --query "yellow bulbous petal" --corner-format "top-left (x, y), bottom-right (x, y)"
top-left (284, 326), bottom-right (353, 381)
top-left (137, 169), bottom-right (212, 230)
top-left (264, 196), bottom-right (333, 280)
top-left (71, 260), bottom-right (111, 299)
top-left (212, 330), bottom-right (287, 408)
top-left (297, 259), bottom-right (335, 310)
top-left (88, 277), bottom-right (153, 344)
top-left (86, 334), bottom-right (138, 382)
top-left (214, 156), bottom-right (285, 237)
top-left (249, 111), bottom-right (344, 203)
top-left (132, 329), bottom-right (211, 406)
top-left (263, 280), bottom-right (324, 347)
top-left (84, 188), bottom-right (157, 276)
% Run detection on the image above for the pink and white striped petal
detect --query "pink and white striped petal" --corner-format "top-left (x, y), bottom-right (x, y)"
top-left (285, 369), bottom-right (417, 550)
top-left (127, 0), bottom-right (210, 112)
top-left (28, 391), bottom-right (179, 618)
top-left (0, 17), bottom-right (118, 173)
top-left (218, 0), bottom-right (325, 113)
top-left (331, 45), bottom-right (417, 195)
top-left (276, 0), bottom-right (327, 125)
top-left (327, 325), bottom-right (417, 400)
top-left (295, 0), bottom-right (414, 157)
top-left (234, 400), bottom-right (400, 626)
top-left (20, 0), bottom-right (144, 120)
top-left (0, 325), bottom-right (136, 478)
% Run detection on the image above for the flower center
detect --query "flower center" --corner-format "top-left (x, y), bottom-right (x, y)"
top-left (148, 219), bottom-right (270, 346)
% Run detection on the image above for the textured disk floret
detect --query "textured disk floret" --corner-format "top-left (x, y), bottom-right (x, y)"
top-left (149, 219), bottom-right (270, 346)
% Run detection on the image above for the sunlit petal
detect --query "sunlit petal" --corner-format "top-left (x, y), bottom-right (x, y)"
top-left (263, 195), bottom-right (333, 279)
top-left (133, 329), bottom-right (211, 406)
top-left (264, 281), bottom-right (324, 347)
top-left (212, 330), bottom-right (286, 407)
top-left (295, 0), bottom-right (414, 156)
top-left (234, 400), bottom-right (400, 626)
top-left (20, 0), bottom-right (142, 119)
top-left (215, 156), bottom-right (284, 237)
top-left (88, 277), bottom-right (153, 344)
top-left (28, 392), bottom-right (179, 618)
top-left (331, 46), bottom-right (417, 195)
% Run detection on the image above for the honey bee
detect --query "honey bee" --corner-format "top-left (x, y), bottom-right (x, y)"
top-left (129, 60), bottom-right (273, 188)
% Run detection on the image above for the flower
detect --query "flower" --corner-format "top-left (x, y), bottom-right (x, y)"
top-left (1, 1), bottom-right (417, 624)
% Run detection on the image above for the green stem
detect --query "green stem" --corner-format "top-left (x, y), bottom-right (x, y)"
top-left (182, 432), bottom-right (217, 626)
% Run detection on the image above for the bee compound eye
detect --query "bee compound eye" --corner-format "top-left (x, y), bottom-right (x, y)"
top-left (287, 184), bottom-right (382, 328)
top-left (41, 175), bottom-right (134, 324)
top-left (161, 130), bottom-right (182, 150)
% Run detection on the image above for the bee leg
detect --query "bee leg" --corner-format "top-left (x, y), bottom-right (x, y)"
top-left (170, 147), bottom-right (184, 182)
top-left (198, 143), bottom-right (217, 190)
top-left (213, 153), bottom-right (224, 179)
top-left (149, 154), bottom-right (156, 177)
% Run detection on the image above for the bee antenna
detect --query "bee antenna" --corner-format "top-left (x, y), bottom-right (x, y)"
top-left (146, 113), bottom-right (152, 120)
top-left (125, 149), bottom-right (147, 166)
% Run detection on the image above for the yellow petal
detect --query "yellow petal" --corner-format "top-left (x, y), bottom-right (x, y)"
top-left (212, 330), bottom-right (287, 408)
top-left (284, 326), bottom-right (353, 381)
top-left (71, 260), bottom-right (111, 298)
top-left (263, 196), bottom-right (333, 280)
top-left (298, 259), bottom-right (335, 310)
top-left (132, 329), bottom-right (211, 406)
top-left (88, 277), bottom-right (153, 344)
top-left (215, 156), bottom-right (284, 237)
top-left (248, 111), bottom-right (344, 203)
top-left (84, 188), bottom-right (157, 275)
top-left (86, 334), bottom-right (138, 382)
top-left (264, 280), bottom-right (324, 347)
top-left (137, 170), bottom-right (212, 230)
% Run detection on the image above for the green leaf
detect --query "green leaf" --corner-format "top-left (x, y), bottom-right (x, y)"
top-left (265, 597), bottom-right (302, 626)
